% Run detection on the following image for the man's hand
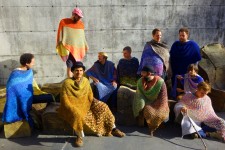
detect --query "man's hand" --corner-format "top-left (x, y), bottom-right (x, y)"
top-left (177, 75), bottom-right (183, 80)
top-left (90, 76), bottom-right (99, 83)
top-left (181, 106), bottom-right (188, 114)
top-left (177, 88), bottom-right (184, 93)
top-left (111, 81), bottom-right (117, 87)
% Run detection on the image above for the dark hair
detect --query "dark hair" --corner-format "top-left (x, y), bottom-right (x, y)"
top-left (20, 53), bottom-right (34, 66)
top-left (141, 66), bottom-right (155, 74)
top-left (179, 27), bottom-right (189, 35)
top-left (71, 61), bottom-right (85, 72)
top-left (152, 28), bottom-right (161, 36)
top-left (187, 64), bottom-right (198, 73)
top-left (123, 46), bottom-right (132, 53)
top-left (197, 82), bottom-right (211, 93)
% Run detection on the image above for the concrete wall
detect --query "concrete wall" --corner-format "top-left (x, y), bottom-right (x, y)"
top-left (0, 0), bottom-right (224, 85)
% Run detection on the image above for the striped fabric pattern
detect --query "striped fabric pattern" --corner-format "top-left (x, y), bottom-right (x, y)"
top-left (56, 18), bottom-right (88, 61)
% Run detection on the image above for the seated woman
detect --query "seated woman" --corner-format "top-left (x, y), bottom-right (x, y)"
top-left (57, 62), bottom-right (125, 147)
top-left (171, 64), bottom-right (204, 100)
top-left (2, 53), bottom-right (54, 129)
top-left (174, 82), bottom-right (225, 141)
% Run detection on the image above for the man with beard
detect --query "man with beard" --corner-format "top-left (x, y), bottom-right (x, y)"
top-left (56, 8), bottom-right (89, 78)
top-left (86, 52), bottom-right (117, 109)
top-left (170, 28), bottom-right (201, 86)
top-left (133, 66), bottom-right (169, 136)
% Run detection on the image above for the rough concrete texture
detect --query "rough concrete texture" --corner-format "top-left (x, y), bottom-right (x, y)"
top-left (0, 0), bottom-right (225, 84)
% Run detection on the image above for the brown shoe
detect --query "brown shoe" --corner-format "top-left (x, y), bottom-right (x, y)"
top-left (191, 133), bottom-right (199, 139)
top-left (111, 128), bottom-right (126, 137)
top-left (208, 132), bottom-right (223, 141)
top-left (75, 136), bottom-right (83, 147)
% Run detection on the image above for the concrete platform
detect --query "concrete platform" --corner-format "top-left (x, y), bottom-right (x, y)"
top-left (0, 113), bottom-right (224, 150)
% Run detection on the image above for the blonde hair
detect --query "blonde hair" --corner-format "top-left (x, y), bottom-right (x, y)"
top-left (98, 52), bottom-right (108, 59)
top-left (197, 82), bottom-right (211, 93)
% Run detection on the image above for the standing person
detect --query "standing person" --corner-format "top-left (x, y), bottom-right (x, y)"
top-left (117, 46), bottom-right (139, 89)
top-left (138, 28), bottom-right (170, 80)
top-left (58, 62), bottom-right (125, 147)
top-left (56, 8), bottom-right (88, 78)
top-left (133, 66), bottom-right (169, 136)
top-left (86, 52), bottom-right (117, 108)
top-left (170, 27), bottom-right (201, 86)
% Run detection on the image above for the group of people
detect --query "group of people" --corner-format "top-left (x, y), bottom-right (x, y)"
top-left (2, 7), bottom-right (225, 148)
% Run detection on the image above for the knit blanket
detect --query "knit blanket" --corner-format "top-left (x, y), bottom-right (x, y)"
top-left (93, 82), bottom-right (116, 102)
top-left (178, 93), bottom-right (225, 140)
top-left (133, 76), bottom-right (169, 117)
top-left (86, 60), bottom-right (116, 85)
top-left (2, 69), bottom-right (34, 127)
top-left (57, 77), bottom-right (93, 132)
top-left (148, 40), bottom-right (170, 74)
top-left (86, 61), bottom-right (117, 102)
top-left (138, 40), bottom-right (170, 78)
top-left (171, 73), bottom-right (204, 99)
top-left (56, 19), bottom-right (88, 61)
top-left (117, 57), bottom-right (139, 88)
top-left (143, 84), bottom-right (169, 131)
top-left (84, 99), bottom-right (115, 136)
top-left (170, 40), bottom-right (201, 84)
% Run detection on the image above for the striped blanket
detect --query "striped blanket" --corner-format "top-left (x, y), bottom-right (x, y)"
top-left (56, 18), bottom-right (88, 61)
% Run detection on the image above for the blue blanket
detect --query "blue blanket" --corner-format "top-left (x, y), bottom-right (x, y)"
top-left (2, 69), bottom-right (34, 127)
top-left (86, 61), bottom-right (116, 102)
top-left (138, 43), bottom-right (164, 76)
top-left (170, 40), bottom-right (201, 85)
top-left (138, 40), bottom-right (170, 79)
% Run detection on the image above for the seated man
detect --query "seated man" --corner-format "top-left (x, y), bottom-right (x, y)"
top-left (57, 62), bottom-right (125, 147)
top-left (174, 82), bottom-right (225, 141)
top-left (171, 64), bottom-right (204, 100)
top-left (2, 53), bottom-right (54, 128)
top-left (86, 52), bottom-right (117, 106)
top-left (117, 46), bottom-right (139, 89)
top-left (133, 66), bottom-right (169, 136)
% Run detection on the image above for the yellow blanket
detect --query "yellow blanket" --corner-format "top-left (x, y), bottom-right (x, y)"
top-left (57, 77), bottom-right (93, 132)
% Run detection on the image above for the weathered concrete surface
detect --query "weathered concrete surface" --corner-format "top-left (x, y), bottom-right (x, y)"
top-left (0, 112), bottom-right (225, 150)
top-left (0, 0), bottom-right (225, 85)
